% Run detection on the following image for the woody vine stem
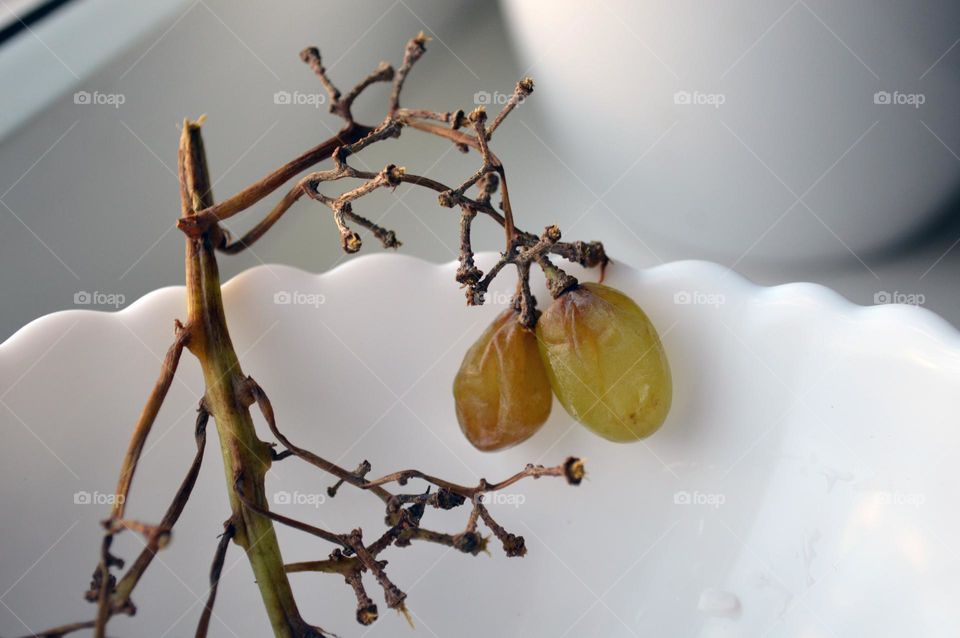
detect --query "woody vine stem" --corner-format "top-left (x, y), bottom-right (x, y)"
top-left (26, 33), bottom-right (608, 637)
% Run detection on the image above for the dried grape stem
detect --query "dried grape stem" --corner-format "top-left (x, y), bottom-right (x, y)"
top-left (33, 33), bottom-right (601, 638)
top-left (361, 460), bottom-right (582, 496)
top-left (175, 34), bottom-right (605, 317)
top-left (179, 119), bottom-right (323, 638)
top-left (110, 405), bottom-right (210, 606)
top-left (195, 522), bottom-right (235, 638)
top-left (177, 123), bottom-right (372, 232)
top-left (243, 376), bottom-right (393, 504)
top-left (110, 320), bottom-right (191, 520)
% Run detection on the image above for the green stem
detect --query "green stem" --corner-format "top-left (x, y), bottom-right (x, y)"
top-left (179, 119), bottom-right (314, 638)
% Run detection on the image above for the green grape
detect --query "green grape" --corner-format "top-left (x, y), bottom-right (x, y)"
top-left (453, 308), bottom-right (553, 451)
top-left (536, 282), bottom-right (671, 442)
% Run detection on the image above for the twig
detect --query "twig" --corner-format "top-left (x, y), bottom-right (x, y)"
top-left (195, 522), bottom-right (236, 638)
top-left (241, 376), bottom-right (394, 504)
top-left (45, 32), bottom-right (606, 638)
top-left (111, 320), bottom-right (191, 520)
top-left (389, 32), bottom-right (429, 114)
top-left (110, 404), bottom-right (210, 608)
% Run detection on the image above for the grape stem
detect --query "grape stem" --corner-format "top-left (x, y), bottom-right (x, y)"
top-left (26, 32), bottom-right (604, 638)
top-left (175, 35), bottom-right (607, 325)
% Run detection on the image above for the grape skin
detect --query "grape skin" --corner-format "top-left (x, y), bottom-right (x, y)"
top-left (453, 309), bottom-right (553, 451)
top-left (536, 283), bottom-right (672, 442)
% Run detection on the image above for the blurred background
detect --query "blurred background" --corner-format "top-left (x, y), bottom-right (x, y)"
top-left (0, 0), bottom-right (958, 341)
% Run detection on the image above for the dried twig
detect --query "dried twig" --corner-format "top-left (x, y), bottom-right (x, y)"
top-left (195, 522), bottom-right (235, 638)
top-left (29, 31), bottom-right (609, 638)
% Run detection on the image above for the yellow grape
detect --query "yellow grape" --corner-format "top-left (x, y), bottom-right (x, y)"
top-left (453, 308), bottom-right (552, 451)
top-left (536, 283), bottom-right (671, 442)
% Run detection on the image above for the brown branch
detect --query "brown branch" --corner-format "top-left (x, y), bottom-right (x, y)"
top-left (341, 62), bottom-right (394, 117)
top-left (455, 206), bottom-right (481, 286)
top-left (347, 529), bottom-right (407, 612)
top-left (362, 458), bottom-right (585, 498)
top-left (55, 33), bottom-right (606, 638)
top-left (476, 502), bottom-right (525, 557)
top-left (86, 327), bottom-right (195, 638)
top-left (344, 568), bottom-right (378, 626)
top-left (327, 460), bottom-right (372, 498)
top-left (234, 478), bottom-right (347, 548)
top-left (110, 403), bottom-right (210, 607)
top-left (218, 181), bottom-right (307, 254)
top-left (283, 525), bottom-right (485, 577)
top-left (487, 78), bottom-right (534, 137)
top-left (395, 107), bottom-right (462, 125)
top-left (196, 88), bottom-right (605, 295)
top-left (195, 521), bottom-right (236, 638)
top-left (111, 320), bottom-right (191, 520)
top-left (241, 376), bottom-right (394, 503)
top-left (83, 395), bottom-right (210, 638)
top-left (515, 260), bottom-right (537, 327)
top-left (179, 122), bottom-right (372, 231)
top-left (299, 47), bottom-right (341, 106)
top-left (389, 32), bottom-right (429, 114)
top-left (343, 207), bottom-right (401, 249)
top-left (412, 527), bottom-right (487, 554)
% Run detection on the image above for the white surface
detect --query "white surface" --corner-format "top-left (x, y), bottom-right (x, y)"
top-left (2, 254), bottom-right (959, 636)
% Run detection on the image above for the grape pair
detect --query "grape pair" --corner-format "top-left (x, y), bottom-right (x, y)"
top-left (453, 283), bottom-right (672, 451)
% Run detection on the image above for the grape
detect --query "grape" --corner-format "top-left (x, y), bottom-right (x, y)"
top-left (453, 308), bottom-right (553, 451)
top-left (536, 283), bottom-right (671, 442)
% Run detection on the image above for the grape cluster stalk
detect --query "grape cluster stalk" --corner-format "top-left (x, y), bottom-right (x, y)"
top-left (20, 33), bottom-right (614, 638)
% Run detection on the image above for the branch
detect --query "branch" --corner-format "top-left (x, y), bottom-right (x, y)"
top-left (487, 78), bottom-right (534, 137)
top-left (110, 404), bottom-right (210, 607)
top-left (240, 372), bottom-right (584, 627)
top-left (178, 123), bottom-right (372, 232)
top-left (389, 32), bottom-right (429, 114)
top-left (241, 376), bottom-right (394, 503)
top-left (362, 457), bottom-right (585, 498)
top-left (233, 479), bottom-right (348, 549)
top-left (111, 320), bottom-right (191, 520)
top-left (195, 522), bottom-right (235, 638)
top-left (56, 32), bottom-right (607, 637)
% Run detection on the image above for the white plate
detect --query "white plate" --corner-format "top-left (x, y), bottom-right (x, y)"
top-left (2, 254), bottom-right (959, 637)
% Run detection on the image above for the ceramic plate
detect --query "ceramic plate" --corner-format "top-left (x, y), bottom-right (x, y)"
top-left (2, 254), bottom-right (959, 637)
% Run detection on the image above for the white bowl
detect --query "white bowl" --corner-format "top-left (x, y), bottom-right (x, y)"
top-left (502, 0), bottom-right (960, 263)
top-left (2, 254), bottom-right (959, 636)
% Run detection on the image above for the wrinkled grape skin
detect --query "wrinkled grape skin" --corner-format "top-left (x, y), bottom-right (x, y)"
top-left (536, 283), bottom-right (671, 442)
top-left (453, 309), bottom-right (553, 451)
